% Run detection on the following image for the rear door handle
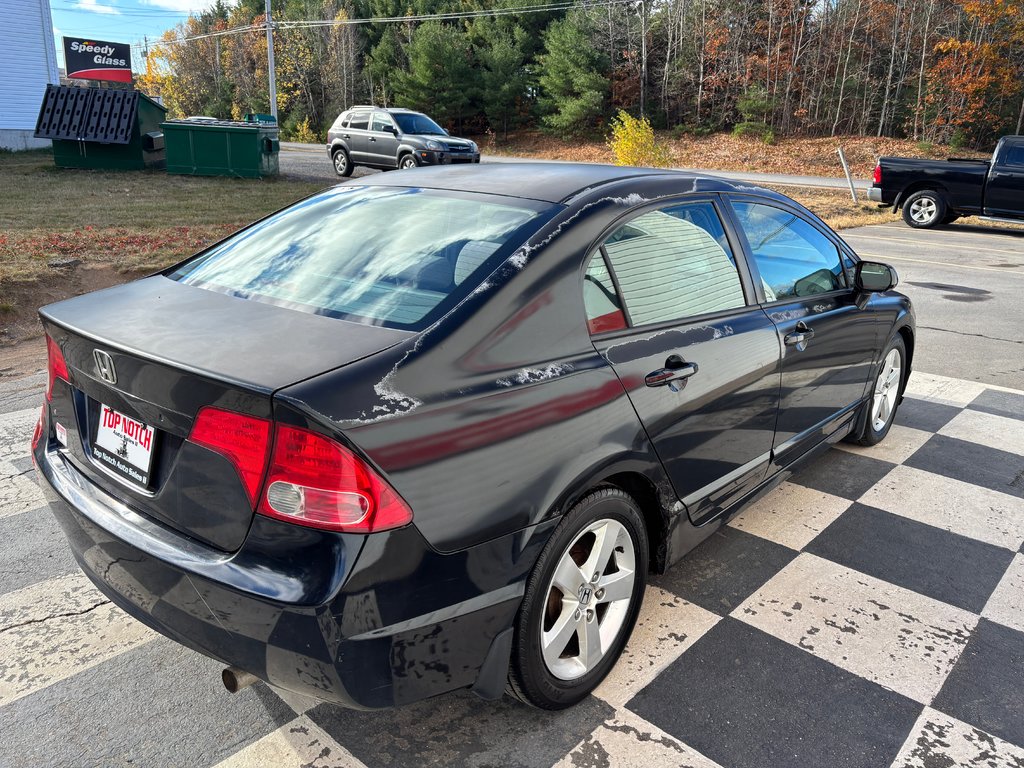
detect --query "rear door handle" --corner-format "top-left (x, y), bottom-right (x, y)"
top-left (784, 323), bottom-right (815, 347)
top-left (369, 137), bottom-right (377, 142)
top-left (645, 356), bottom-right (699, 387)
top-left (343, 134), bottom-right (350, 139)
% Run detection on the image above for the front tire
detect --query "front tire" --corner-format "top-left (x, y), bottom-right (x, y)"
top-left (902, 190), bottom-right (946, 228)
top-left (849, 335), bottom-right (906, 446)
top-left (332, 148), bottom-right (352, 178)
top-left (507, 488), bottom-right (648, 709)
top-left (399, 153), bottom-right (418, 170)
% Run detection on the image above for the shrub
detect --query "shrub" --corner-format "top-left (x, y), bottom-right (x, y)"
top-left (916, 141), bottom-right (935, 154)
top-left (607, 110), bottom-right (674, 167)
top-left (732, 121), bottom-right (776, 144)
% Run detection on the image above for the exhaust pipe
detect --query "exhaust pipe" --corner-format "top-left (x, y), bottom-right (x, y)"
top-left (222, 667), bottom-right (259, 694)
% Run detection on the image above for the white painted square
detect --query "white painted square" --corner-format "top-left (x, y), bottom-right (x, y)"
top-left (728, 482), bottom-right (851, 551)
top-left (890, 707), bottom-right (1024, 768)
top-left (982, 554), bottom-right (1024, 635)
top-left (835, 424), bottom-right (932, 464)
top-left (0, 459), bottom-right (46, 519)
top-left (903, 373), bottom-right (986, 408)
top-left (939, 409), bottom-right (1024, 456)
top-left (859, 465), bottom-right (1024, 551)
top-left (734, 553), bottom-right (978, 704)
top-left (594, 585), bottom-right (719, 708)
top-left (554, 708), bottom-right (723, 768)
top-left (214, 715), bottom-right (367, 768)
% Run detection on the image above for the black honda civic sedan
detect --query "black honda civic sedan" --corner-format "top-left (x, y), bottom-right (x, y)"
top-left (32, 163), bottom-right (913, 711)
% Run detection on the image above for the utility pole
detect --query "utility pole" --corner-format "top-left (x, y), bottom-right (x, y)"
top-left (265, 0), bottom-right (278, 119)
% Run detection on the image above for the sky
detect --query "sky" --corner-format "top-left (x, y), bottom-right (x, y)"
top-left (49, 0), bottom-right (214, 69)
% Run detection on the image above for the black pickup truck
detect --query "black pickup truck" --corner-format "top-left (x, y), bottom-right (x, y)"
top-left (868, 135), bottom-right (1024, 228)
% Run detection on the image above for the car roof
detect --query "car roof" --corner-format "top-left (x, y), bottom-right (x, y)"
top-left (352, 162), bottom-right (702, 204)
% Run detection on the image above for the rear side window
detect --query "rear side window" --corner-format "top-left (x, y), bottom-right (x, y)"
top-left (583, 254), bottom-right (627, 334)
top-left (348, 111), bottom-right (370, 130)
top-left (731, 201), bottom-right (845, 301)
top-left (168, 187), bottom-right (553, 330)
top-left (598, 201), bottom-right (746, 327)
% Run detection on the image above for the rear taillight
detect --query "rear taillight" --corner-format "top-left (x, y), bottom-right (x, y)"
top-left (189, 407), bottom-right (272, 506)
top-left (30, 406), bottom-right (44, 455)
top-left (258, 424), bottom-right (413, 533)
top-left (873, 164), bottom-right (882, 185)
top-left (45, 335), bottom-right (69, 402)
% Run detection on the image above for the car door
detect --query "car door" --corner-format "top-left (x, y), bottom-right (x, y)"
top-left (344, 110), bottom-right (371, 163)
top-left (725, 196), bottom-right (880, 468)
top-left (586, 198), bottom-right (782, 524)
top-left (369, 112), bottom-right (400, 168)
top-left (984, 140), bottom-right (1024, 218)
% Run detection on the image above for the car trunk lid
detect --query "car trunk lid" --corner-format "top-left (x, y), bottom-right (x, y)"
top-left (40, 276), bottom-right (410, 551)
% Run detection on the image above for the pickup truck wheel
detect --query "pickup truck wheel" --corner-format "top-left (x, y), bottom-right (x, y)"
top-left (332, 148), bottom-right (353, 178)
top-left (902, 190), bottom-right (946, 228)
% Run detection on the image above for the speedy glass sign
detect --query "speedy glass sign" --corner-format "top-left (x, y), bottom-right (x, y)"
top-left (62, 36), bottom-right (132, 83)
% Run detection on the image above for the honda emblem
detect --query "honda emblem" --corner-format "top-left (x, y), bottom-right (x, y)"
top-left (94, 349), bottom-right (117, 385)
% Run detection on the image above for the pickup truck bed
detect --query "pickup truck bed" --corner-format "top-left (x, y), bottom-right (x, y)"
top-left (869, 135), bottom-right (1024, 228)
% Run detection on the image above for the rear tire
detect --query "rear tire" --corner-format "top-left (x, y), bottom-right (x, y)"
top-left (332, 148), bottom-right (352, 178)
top-left (507, 487), bottom-right (648, 710)
top-left (848, 335), bottom-right (906, 446)
top-left (902, 190), bottom-right (946, 228)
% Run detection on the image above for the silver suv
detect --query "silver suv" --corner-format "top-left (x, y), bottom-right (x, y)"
top-left (326, 107), bottom-right (481, 176)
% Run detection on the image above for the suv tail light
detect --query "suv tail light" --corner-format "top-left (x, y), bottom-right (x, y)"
top-left (873, 164), bottom-right (882, 185)
top-left (259, 424), bottom-right (413, 533)
top-left (188, 407), bottom-right (412, 533)
top-left (45, 335), bottom-right (69, 402)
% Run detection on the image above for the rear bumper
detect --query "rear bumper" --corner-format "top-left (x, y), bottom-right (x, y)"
top-left (35, 440), bottom-right (534, 709)
top-left (867, 187), bottom-right (884, 203)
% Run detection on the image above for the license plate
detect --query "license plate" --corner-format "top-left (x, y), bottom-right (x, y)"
top-left (93, 404), bottom-right (156, 487)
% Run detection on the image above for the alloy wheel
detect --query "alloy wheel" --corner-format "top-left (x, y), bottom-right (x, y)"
top-left (540, 518), bottom-right (636, 681)
top-left (909, 197), bottom-right (937, 224)
top-left (871, 347), bottom-right (902, 432)
top-left (400, 156), bottom-right (417, 169)
top-left (333, 152), bottom-right (348, 175)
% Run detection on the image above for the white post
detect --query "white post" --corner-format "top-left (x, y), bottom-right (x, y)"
top-left (837, 146), bottom-right (858, 203)
top-left (265, 0), bottom-right (277, 120)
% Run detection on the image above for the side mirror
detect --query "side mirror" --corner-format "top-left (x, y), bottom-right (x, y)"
top-left (855, 260), bottom-right (898, 292)
top-left (389, 126), bottom-right (399, 136)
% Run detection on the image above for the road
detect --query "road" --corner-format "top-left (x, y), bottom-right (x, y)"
top-left (2, 194), bottom-right (1024, 767)
top-left (279, 141), bottom-right (871, 191)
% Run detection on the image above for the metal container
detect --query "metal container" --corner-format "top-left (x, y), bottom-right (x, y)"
top-left (162, 119), bottom-right (280, 178)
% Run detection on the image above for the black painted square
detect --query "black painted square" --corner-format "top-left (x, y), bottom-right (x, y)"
top-left (652, 526), bottom-right (797, 615)
top-left (805, 503), bottom-right (1014, 613)
top-left (895, 396), bottom-right (962, 433)
top-left (968, 389), bottom-right (1024, 422)
top-left (789, 448), bottom-right (895, 501)
top-left (627, 618), bottom-right (922, 768)
top-left (933, 618), bottom-right (1024, 747)
top-left (905, 434), bottom-right (1024, 499)
top-left (309, 691), bottom-right (613, 768)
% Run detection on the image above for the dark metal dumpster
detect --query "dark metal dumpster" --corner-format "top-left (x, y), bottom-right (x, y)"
top-left (34, 85), bottom-right (167, 170)
top-left (162, 119), bottom-right (280, 178)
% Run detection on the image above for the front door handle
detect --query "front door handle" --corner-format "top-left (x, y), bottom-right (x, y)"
top-left (784, 322), bottom-right (816, 347)
top-left (369, 137), bottom-right (377, 142)
top-left (343, 134), bottom-right (350, 139)
top-left (645, 356), bottom-right (699, 388)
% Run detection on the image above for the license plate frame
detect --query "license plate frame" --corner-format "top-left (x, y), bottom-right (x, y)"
top-left (92, 403), bottom-right (157, 488)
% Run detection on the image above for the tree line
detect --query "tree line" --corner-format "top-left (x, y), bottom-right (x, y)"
top-left (139, 0), bottom-right (1024, 148)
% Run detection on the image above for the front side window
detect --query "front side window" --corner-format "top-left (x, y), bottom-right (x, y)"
top-left (599, 201), bottom-right (746, 327)
top-left (169, 187), bottom-right (553, 330)
top-left (731, 201), bottom-right (845, 302)
top-left (372, 112), bottom-right (395, 133)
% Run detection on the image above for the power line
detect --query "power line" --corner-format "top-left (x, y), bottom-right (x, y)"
top-left (133, 0), bottom-right (629, 49)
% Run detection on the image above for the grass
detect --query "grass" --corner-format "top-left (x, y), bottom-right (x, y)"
top-left (0, 150), bottom-right (324, 284)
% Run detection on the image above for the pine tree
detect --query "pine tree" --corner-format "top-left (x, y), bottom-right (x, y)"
top-left (537, 14), bottom-right (609, 136)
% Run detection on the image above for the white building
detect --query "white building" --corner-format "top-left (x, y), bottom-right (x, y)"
top-left (2, 0), bottom-right (59, 150)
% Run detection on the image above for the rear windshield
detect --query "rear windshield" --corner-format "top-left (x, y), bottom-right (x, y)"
top-left (168, 186), bottom-right (554, 330)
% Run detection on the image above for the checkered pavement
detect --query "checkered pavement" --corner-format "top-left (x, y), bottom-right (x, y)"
top-left (1, 370), bottom-right (1023, 768)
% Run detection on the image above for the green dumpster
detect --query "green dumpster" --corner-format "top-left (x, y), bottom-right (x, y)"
top-left (162, 119), bottom-right (280, 178)
top-left (34, 85), bottom-right (167, 171)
